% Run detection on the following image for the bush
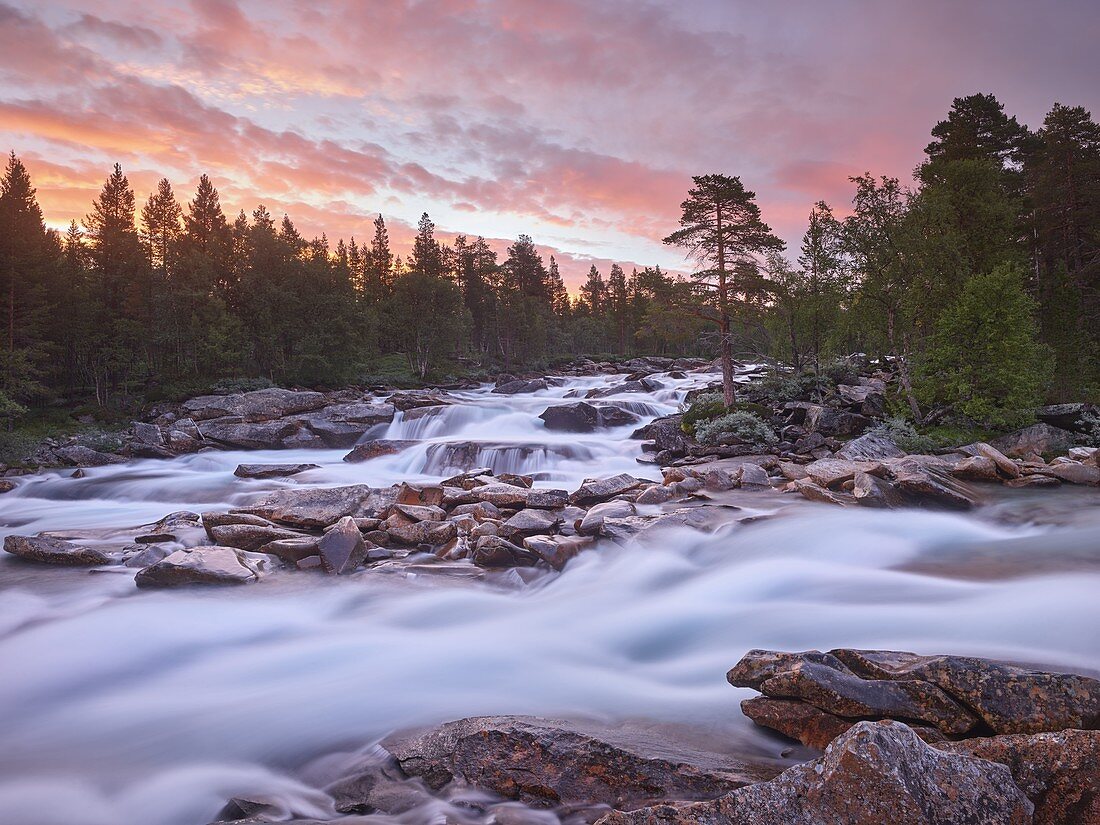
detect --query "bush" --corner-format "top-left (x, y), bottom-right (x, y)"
top-left (755, 371), bottom-right (834, 403)
top-left (822, 357), bottom-right (863, 387)
top-left (1080, 411), bottom-right (1100, 447)
top-left (695, 411), bottom-right (778, 447)
top-left (681, 392), bottom-right (727, 435)
top-left (868, 416), bottom-right (934, 453)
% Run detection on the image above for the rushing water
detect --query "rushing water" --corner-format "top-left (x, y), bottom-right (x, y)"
top-left (1, 369), bottom-right (1099, 825)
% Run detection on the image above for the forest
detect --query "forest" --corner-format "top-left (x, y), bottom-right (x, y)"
top-left (1, 92), bottom-right (1097, 433)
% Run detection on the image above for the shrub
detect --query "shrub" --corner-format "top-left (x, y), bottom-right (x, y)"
top-left (695, 411), bottom-right (778, 447)
top-left (1080, 411), bottom-right (1100, 447)
top-left (681, 392), bottom-right (727, 435)
top-left (869, 416), bottom-right (934, 453)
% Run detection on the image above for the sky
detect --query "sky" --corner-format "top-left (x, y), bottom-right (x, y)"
top-left (1, 1), bottom-right (1097, 289)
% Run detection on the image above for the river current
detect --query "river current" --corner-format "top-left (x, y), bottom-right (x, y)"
top-left (1, 369), bottom-right (1098, 825)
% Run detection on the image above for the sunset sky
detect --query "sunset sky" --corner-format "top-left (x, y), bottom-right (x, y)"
top-left (2, 0), bottom-right (1097, 288)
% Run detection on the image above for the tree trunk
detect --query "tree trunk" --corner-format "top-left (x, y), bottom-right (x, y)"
top-left (716, 204), bottom-right (736, 406)
top-left (886, 305), bottom-right (922, 420)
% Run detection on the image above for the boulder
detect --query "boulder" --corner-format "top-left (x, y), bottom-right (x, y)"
top-left (834, 431), bottom-right (904, 461)
top-left (523, 535), bottom-right (593, 570)
top-left (208, 523), bottom-right (303, 552)
top-left (939, 729), bottom-right (1100, 825)
top-left (806, 407), bottom-right (870, 437)
top-left (382, 716), bottom-right (778, 810)
top-left (53, 445), bottom-right (126, 467)
top-left (791, 479), bottom-right (852, 506)
top-left (297, 402), bottom-right (396, 447)
top-left (389, 391), bottom-right (455, 411)
top-left (600, 721), bottom-right (1032, 825)
top-left (317, 516), bottom-right (367, 574)
top-left (585, 379), bottom-right (659, 399)
top-left (134, 546), bottom-right (262, 587)
top-left (234, 484), bottom-right (390, 527)
top-left (738, 463), bottom-right (771, 489)
top-left (730, 648), bottom-right (1100, 739)
top-left (181, 387), bottom-right (326, 422)
top-left (472, 535), bottom-right (539, 568)
top-left (493, 378), bottom-right (548, 395)
top-left (233, 463), bottom-right (320, 479)
top-left (201, 512), bottom-right (280, 533)
top-left (632, 415), bottom-right (690, 455)
top-left (971, 442), bottom-right (1022, 478)
top-left (499, 508), bottom-right (563, 540)
top-left (1042, 462), bottom-right (1100, 485)
top-left (579, 500), bottom-right (636, 534)
top-left (1035, 402), bottom-right (1100, 433)
top-left (953, 455), bottom-right (1001, 481)
top-left (539, 402), bottom-right (641, 432)
top-left (572, 474), bottom-right (646, 506)
top-left (991, 423), bottom-right (1078, 458)
top-left (851, 472), bottom-right (904, 508)
top-left (198, 418), bottom-right (301, 449)
top-left (740, 695), bottom-right (944, 749)
top-left (889, 459), bottom-right (979, 509)
top-left (803, 458), bottom-right (881, 489)
top-left (386, 519), bottom-right (457, 546)
top-left (343, 440), bottom-right (416, 462)
top-left (4, 534), bottom-right (112, 566)
top-left (258, 536), bottom-right (321, 563)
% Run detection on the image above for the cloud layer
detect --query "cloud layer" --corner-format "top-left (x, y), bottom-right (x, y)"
top-left (2, 0), bottom-right (1096, 286)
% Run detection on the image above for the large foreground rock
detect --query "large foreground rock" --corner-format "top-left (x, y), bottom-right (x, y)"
top-left (599, 720), bottom-right (1032, 825)
top-left (4, 534), bottom-right (112, 566)
top-left (730, 648), bottom-right (1100, 742)
top-left (134, 546), bottom-right (262, 587)
top-left (382, 716), bottom-right (780, 810)
top-left (940, 729), bottom-right (1100, 825)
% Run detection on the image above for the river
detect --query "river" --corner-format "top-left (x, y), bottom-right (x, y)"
top-left (1, 368), bottom-right (1098, 825)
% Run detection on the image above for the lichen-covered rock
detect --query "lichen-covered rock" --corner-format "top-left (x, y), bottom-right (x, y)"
top-left (599, 721), bottom-right (1032, 825)
top-left (382, 716), bottom-right (780, 810)
top-left (730, 648), bottom-right (1100, 742)
top-left (939, 729), bottom-right (1100, 825)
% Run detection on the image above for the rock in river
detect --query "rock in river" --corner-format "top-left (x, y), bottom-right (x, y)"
top-left (317, 515), bottom-right (367, 574)
top-left (4, 534), bottom-right (112, 566)
top-left (233, 462), bottom-right (320, 479)
top-left (382, 716), bottom-right (780, 810)
top-left (134, 546), bottom-right (262, 587)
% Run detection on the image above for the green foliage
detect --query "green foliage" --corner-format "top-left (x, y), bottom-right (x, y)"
top-left (694, 411), bottom-right (778, 447)
top-left (1079, 412), bottom-right (1100, 448)
top-left (681, 391), bottom-right (727, 434)
top-left (868, 416), bottom-right (934, 453)
top-left (915, 263), bottom-right (1050, 428)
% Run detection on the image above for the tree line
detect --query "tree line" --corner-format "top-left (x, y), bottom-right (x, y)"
top-left (0, 160), bottom-right (705, 418)
top-left (1, 91), bottom-right (1097, 430)
top-left (665, 93), bottom-right (1100, 428)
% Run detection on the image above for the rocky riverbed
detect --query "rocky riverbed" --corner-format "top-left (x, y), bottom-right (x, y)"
top-left (1, 359), bottom-right (1098, 824)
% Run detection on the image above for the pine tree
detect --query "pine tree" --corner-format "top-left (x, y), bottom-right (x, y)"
top-left (664, 174), bottom-right (784, 404)
top-left (607, 263), bottom-right (629, 353)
